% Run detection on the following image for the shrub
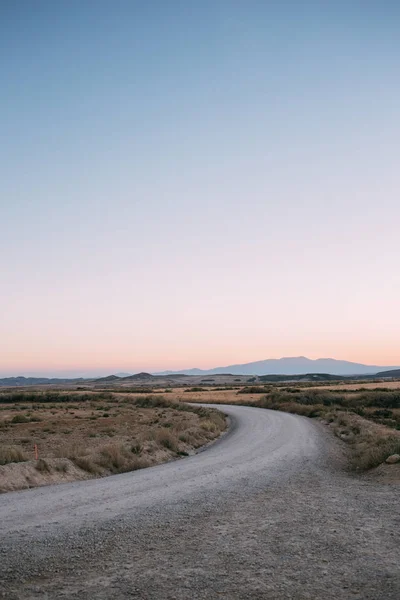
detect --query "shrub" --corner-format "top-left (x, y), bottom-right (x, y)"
top-left (35, 458), bottom-right (51, 473)
top-left (131, 443), bottom-right (143, 455)
top-left (11, 414), bottom-right (30, 423)
top-left (55, 462), bottom-right (69, 473)
top-left (155, 429), bottom-right (178, 452)
top-left (97, 443), bottom-right (149, 473)
top-left (98, 443), bottom-right (130, 471)
top-left (201, 419), bottom-right (218, 432)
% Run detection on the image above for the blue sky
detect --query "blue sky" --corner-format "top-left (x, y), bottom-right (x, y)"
top-left (1, 1), bottom-right (399, 376)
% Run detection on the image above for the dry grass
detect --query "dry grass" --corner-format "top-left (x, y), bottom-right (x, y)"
top-left (0, 393), bottom-right (227, 491)
top-left (154, 428), bottom-right (179, 452)
top-left (330, 413), bottom-right (400, 471)
top-left (201, 419), bottom-right (219, 433)
top-left (71, 456), bottom-right (102, 474)
top-left (303, 381), bottom-right (400, 391)
top-left (0, 446), bottom-right (27, 465)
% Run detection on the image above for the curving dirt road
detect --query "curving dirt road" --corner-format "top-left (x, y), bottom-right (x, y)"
top-left (0, 405), bottom-right (399, 599)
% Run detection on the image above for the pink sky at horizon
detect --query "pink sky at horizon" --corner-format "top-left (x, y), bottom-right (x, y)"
top-left (2, 344), bottom-right (399, 378)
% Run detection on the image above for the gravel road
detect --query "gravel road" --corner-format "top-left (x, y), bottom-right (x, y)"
top-left (0, 405), bottom-right (399, 599)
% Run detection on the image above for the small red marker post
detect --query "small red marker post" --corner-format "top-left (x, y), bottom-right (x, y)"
top-left (34, 444), bottom-right (38, 460)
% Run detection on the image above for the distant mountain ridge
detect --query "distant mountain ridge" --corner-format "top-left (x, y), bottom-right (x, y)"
top-left (155, 356), bottom-right (400, 376)
top-left (1, 359), bottom-right (400, 386)
top-left (376, 368), bottom-right (400, 378)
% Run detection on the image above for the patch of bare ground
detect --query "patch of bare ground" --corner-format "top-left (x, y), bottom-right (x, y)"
top-left (0, 393), bottom-right (226, 493)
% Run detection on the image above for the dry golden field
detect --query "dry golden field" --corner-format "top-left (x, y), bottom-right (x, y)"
top-left (302, 381), bottom-right (400, 391)
top-left (0, 392), bottom-right (226, 493)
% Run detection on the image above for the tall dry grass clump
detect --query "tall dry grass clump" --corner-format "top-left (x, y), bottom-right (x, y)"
top-left (155, 428), bottom-right (179, 451)
top-left (97, 443), bottom-right (150, 473)
top-left (0, 446), bottom-right (27, 465)
top-left (351, 436), bottom-right (400, 471)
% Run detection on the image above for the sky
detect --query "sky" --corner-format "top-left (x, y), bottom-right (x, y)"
top-left (1, 1), bottom-right (399, 377)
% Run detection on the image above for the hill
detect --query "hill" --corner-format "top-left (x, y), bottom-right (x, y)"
top-left (156, 357), bottom-right (400, 377)
top-left (120, 372), bottom-right (154, 381)
top-left (375, 369), bottom-right (400, 378)
top-left (94, 375), bottom-right (121, 383)
top-left (259, 373), bottom-right (348, 382)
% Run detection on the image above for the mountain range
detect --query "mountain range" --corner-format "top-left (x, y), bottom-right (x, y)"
top-left (1, 357), bottom-right (400, 386)
top-left (155, 356), bottom-right (400, 376)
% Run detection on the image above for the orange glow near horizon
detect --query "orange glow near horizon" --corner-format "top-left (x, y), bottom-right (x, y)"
top-left (1, 343), bottom-right (399, 376)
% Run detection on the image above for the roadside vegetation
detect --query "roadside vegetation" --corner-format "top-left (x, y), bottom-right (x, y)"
top-left (0, 392), bottom-right (226, 492)
top-left (248, 389), bottom-right (400, 471)
top-left (251, 388), bottom-right (400, 426)
top-left (186, 386), bottom-right (400, 472)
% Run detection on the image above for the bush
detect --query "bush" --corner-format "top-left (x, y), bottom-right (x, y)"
top-left (35, 458), bottom-right (51, 473)
top-left (131, 443), bottom-right (143, 455)
top-left (55, 462), bottom-right (69, 473)
top-left (155, 429), bottom-right (178, 452)
top-left (11, 414), bottom-right (30, 423)
top-left (201, 419), bottom-right (218, 432)
top-left (97, 443), bottom-right (149, 473)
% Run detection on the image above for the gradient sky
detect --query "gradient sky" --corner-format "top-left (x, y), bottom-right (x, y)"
top-left (1, 1), bottom-right (399, 376)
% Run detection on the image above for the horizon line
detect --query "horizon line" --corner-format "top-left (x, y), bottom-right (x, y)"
top-left (1, 355), bottom-right (400, 379)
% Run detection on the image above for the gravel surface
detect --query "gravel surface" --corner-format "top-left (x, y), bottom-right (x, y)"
top-left (0, 405), bottom-right (399, 599)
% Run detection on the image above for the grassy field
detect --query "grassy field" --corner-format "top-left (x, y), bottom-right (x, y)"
top-left (0, 392), bottom-right (226, 492)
